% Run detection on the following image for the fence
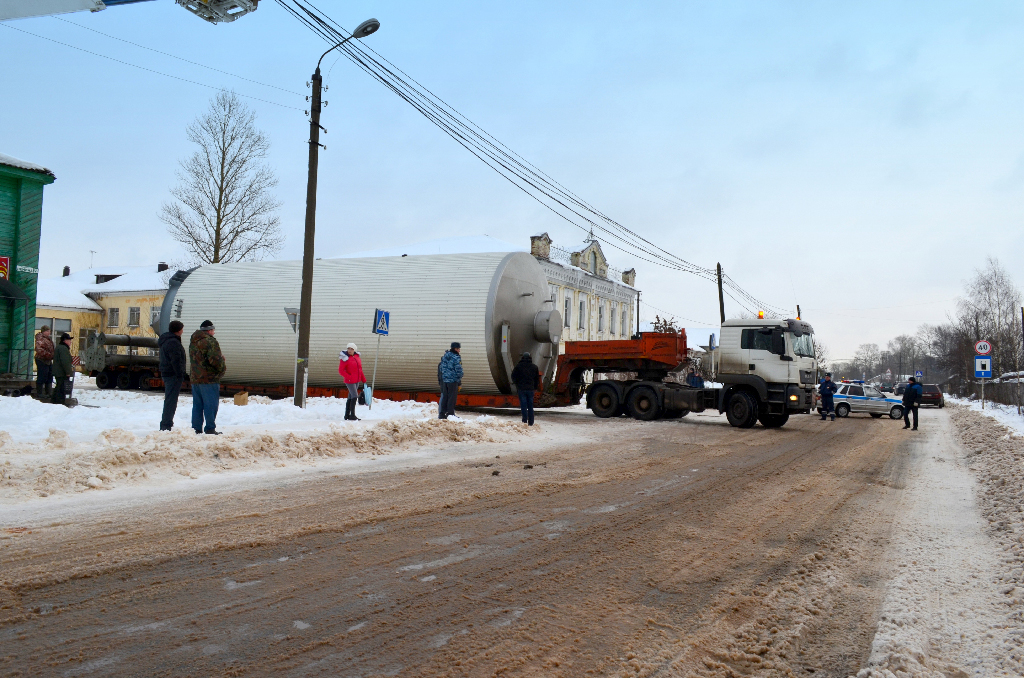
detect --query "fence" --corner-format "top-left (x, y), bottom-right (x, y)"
top-left (969, 381), bottom-right (1023, 409)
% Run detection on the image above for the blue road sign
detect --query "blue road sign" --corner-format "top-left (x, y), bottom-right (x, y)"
top-left (975, 356), bottom-right (992, 379)
top-left (373, 309), bottom-right (390, 336)
top-left (914, 370), bottom-right (923, 379)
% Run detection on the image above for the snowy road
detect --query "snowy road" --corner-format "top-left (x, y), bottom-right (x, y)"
top-left (0, 407), bottom-right (1018, 676)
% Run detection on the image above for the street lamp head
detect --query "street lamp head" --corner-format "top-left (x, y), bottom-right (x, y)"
top-left (352, 18), bottom-right (380, 39)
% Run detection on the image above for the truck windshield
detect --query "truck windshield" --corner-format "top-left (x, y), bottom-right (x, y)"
top-left (792, 333), bottom-right (814, 358)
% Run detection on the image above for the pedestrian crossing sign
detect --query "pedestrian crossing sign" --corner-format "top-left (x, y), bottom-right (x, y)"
top-left (975, 356), bottom-right (992, 379)
top-left (373, 309), bottom-right (390, 336)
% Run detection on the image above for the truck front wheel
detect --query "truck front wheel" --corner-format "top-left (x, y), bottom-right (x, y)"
top-left (758, 411), bottom-right (790, 428)
top-left (590, 384), bottom-right (622, 418)
top-left (726, 392), bottom-right (759, 428)
top-left (626, 386), bottom-right (661, 421)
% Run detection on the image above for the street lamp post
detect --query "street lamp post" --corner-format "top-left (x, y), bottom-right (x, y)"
top-left (294, 18), bottom-right (380, 408)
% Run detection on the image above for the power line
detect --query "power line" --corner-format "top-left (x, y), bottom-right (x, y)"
top-left (275, 0), bottom-right (789, 316)
top-left (1, 23), bottom-right (303, 110)
top-left (52, 16), bottom-right (305, 96)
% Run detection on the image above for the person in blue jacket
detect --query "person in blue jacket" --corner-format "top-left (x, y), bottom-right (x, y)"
top-left (819, 372), bottom-right (838, 421)
top-left (902, 376), bottom-right (923, 430)
top-left (438, 342), bottom-right (463, 420)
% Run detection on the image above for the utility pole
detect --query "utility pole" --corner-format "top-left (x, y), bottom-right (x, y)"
top-left (796, 304), bottom-right (801, 320)
top-left (716, 263), bottom-right (725, 324)
top-left (293, 18), bottom-right (380, 408)
top-left (294, 67), bottom-right (322, 408)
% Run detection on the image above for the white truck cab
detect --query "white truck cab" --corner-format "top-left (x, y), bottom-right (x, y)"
top-left (712, 318), bottom-right (818, 427)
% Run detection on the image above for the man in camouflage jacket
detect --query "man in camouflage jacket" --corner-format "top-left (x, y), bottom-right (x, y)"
top-left (189, 320), bottom-right (226, 434)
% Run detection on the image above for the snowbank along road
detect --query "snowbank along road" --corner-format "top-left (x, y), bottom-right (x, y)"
top-left (1, 405), bottom-right (1021, 677)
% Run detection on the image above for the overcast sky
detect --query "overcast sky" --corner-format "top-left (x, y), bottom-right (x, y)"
top-left (2, 0), bottom-right (1023, 359)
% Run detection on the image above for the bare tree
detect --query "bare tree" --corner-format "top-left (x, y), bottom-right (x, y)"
top-left (160, 91), bottom-right (283, 264)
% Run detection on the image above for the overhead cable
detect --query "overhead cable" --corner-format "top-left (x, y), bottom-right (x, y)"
top-left (274, 0), bottom-right (789, 315)
top-left (1, 23), bottom-right (303, 110)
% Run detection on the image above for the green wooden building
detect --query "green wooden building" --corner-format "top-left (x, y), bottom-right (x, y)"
top-left (0, 153), bottom-right (55, 378)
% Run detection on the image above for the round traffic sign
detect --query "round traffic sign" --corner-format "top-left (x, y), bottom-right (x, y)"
top-left (975, 340), bottom-right (992, 355)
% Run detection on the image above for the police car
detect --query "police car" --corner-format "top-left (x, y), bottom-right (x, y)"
top-left (818, 380), bottom-right (904, 419)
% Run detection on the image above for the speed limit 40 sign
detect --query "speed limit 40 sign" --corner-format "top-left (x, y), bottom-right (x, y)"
top-left (975, 340), bottom-right (992, 355)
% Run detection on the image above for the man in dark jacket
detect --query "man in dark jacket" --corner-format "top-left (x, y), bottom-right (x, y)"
top-left (50, 333), bottom-right (75, 406)
top-left (189, 320), bottom-right (226, 434)
top-left (158, 320), bottom-right (187, 431)
top-left (438, 342), bottom-right (463, 420)
top-left (902, 376), bottom-right (923, 430)
top-left (819, 373), bottom-right (838, 421)
top-left (511, 352), bottom-right (541, 426)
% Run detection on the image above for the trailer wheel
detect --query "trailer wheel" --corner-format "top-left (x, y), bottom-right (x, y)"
top-left (589, 384), bottom-right (622, 418)
top-left (626, 386), bottom-right (661, 421)
top-left (116, 372), bottom-right (131, 390)
top-left (726, 392), bottom-right (758, 428)
top-left (758, 411), bottom-right (789, 428)
top-left (95, 371), bottom-right (114, 390)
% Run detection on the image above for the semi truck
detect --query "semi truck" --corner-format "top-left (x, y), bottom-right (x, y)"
top-left (557, 318), bottom-right (818, 428)
top-left (81, 316), bottom-right (818, 429)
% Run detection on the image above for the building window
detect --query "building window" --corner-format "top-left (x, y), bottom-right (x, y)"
top-left (598, 302), bottom-right (604, 332)
top-left (610, 306), bottom-right (617, 335)
top-left (128, 307), bottom-right (141, 328)
top-left (107, 308), bottom-right (120, 328)
top-left (548, 284), bottom-right (558, 303)
top-left (78, 328), bottom-right (97, 352)
top-left (589, 251), bottom-right (597, 273)
top-left (621, 305), bottom-right (628, 336)
top-left (35, 317), bottom-right (71, 334)
top-left (150, 306), bottom-right (161, 328)
top-left (564, 296), bottom-right (571, 328)
top-left (578, 299), bottom-right (586, 330)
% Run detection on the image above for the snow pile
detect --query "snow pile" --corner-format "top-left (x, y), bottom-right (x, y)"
top-left (947, 394), bottom-right (1024, 436)
top-left (0, 417), bottom-right (531, 502)
top-left (0, 388), bottom-right (438, 443)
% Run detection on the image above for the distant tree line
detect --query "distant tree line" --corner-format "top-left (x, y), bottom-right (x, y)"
top-left (829, 258), bottom-right (1023, 396)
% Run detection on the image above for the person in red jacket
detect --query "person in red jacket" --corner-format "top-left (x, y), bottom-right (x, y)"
top-left (338, 342), bottom-right (367, 421)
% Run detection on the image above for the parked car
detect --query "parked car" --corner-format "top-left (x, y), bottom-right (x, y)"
top-left (880, 382), bottom-right (894, 393)
top-left (894, 382), bottom-right (908, 396)
top-left (818, 382), bottom-right (904, 419)
top-left (920, 384), bottom-right (944, 408)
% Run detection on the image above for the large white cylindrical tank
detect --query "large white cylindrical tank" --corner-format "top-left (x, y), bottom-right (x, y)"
top-left (164, 252), bottom-right (561, 395)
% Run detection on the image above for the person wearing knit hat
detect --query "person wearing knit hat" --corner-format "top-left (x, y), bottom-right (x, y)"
top-left (438, 342), bottom-right (463, 419)
top-left (338, 342), bottom-right (367, 421)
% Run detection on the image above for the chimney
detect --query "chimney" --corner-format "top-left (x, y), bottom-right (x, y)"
top-left (62, 266), bottom-right (70, 277)
top-left (157, 262), bottom-right (169, 272)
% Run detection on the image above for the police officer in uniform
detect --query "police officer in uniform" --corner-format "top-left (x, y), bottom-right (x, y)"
top-left (819, 372), bottom-right (838, 421)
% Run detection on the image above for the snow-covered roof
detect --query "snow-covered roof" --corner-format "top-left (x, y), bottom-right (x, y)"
top-left (35, 278), bottom-right (102, 312)
top-left (35, 265), bottom-right (169, 311)
top-left (331, 235), bottom-right (526, 259)
top-left (0, 152), bottom-right (54, 178)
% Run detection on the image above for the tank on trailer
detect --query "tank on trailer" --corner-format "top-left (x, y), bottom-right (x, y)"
top-left (161, 252), bottom-right (562, 397)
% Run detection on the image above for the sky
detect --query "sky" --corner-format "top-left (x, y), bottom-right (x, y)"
top-left (2, 0), bottom-right (1023, 359)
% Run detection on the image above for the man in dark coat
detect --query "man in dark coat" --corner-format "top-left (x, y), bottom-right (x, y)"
top-left (158, 320), bottom-right (187, 431)
top-left (50, 333), bottom-right (75, 406)
top-left (819, 372), bottom-right (838, 421)
top-left (438, 342), bottom-right (463, 420)
top-left (902, 376), bottom-right (923, 430)
top-left (511, 351), bottom-right (541, 426)
top-left (189, 320), bottom-right (226, 434)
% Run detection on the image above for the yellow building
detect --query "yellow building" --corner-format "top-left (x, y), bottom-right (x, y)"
top-left (35, 264), bottom-right (169, 366)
